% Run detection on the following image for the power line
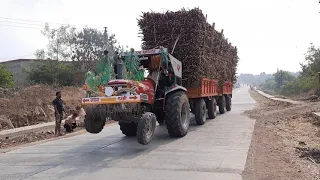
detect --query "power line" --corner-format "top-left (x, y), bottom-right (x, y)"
top-left (0, 20), bottom-right (61, 29)
top-left (0, 23), bottom-right (43, 29)
top-left (0, 16), bottom-right (104, 30)
top-left (0, 16), bottom-right (69, 26)
top-left (0, 20), bottom-right (48, 27)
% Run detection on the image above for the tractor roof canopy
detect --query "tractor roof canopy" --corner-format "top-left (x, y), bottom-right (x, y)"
top-left (120, 48), bottom-right (182, 78)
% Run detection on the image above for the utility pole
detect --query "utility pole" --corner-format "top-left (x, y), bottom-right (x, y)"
top-left (57, 40), bottom-right (59, 61)
top-left (280, 70), bottom-right (283, 87)
top-left (103, 27), bottom-right (108, 50)
top-left (56, 31), bottom-right (59, 61)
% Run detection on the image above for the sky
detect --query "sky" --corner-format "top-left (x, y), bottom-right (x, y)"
top-left (0, 0), bottom-right (319, 75)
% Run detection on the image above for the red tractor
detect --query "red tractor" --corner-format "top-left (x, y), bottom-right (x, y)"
top-left (81, 47), bottom-right (233, 145)
top-left (82, 48), bottom-right (190, 145)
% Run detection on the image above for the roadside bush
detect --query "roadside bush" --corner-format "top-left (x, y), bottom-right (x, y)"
top-left (0, 65), bottom-right (14, 88)
top-left (279, 74), bottom-right (318, 95)
top-left (27, 61), bottom-right (76, 86)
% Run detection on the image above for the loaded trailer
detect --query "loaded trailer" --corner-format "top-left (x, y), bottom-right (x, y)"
top-left (81, 48), bottom-right (232, 145)
top-left (187, 78), bottom-right (232, 125)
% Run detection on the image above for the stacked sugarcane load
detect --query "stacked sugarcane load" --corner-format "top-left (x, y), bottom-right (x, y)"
top-left (138, 8), bottom-right (239, 88)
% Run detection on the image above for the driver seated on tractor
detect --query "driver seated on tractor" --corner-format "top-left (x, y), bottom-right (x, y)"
top-left (147, 70), bottom-right (158, 84)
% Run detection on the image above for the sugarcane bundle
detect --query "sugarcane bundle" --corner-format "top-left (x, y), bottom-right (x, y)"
top-left (138, 8), bottom-right (239, 88)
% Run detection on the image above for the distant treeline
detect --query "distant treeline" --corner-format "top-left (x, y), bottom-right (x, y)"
top-left (238, 72), bottom-right (299, 85)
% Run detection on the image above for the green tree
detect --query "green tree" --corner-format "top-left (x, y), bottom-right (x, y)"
top-left (0, 65), bottom-right (14, 88)
top-left (273, 70), bottom-right (295, 91)
top-left (263, 78), bottom-right (276, 91)
top-left (27, 61), bottom-right (76, 86)
top-left (35, 24), bottom-right (123, 70)
top-left (35, 23), bottom-right (76, 61)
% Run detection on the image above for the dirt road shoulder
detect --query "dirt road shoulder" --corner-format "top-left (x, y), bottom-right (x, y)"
top-left (242, 90), bottom-right (320, 180)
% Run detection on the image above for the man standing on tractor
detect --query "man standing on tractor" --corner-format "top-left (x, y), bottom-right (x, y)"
top-left (52, 91), bottom-right (67, 136)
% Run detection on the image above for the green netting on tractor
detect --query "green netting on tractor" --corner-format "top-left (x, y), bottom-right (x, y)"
top-left (123, 48), bottom-right (144, 82)
top-left (84, 48), bottom-right (147, 96)
top-left (84, 54), bottom-right (114, 95)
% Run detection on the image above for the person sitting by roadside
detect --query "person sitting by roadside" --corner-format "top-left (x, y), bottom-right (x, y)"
top-left (75, 106), bottom-right (86, 126)
top-left (63, 113), bottom-right (78, 133)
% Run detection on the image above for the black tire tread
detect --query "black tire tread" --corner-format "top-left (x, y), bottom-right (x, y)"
top-left (119, 122), bottom-right (137, 136)
top-left (219, 96), bottom-right (226, 114)
top-left (195, 98), bottom-right (206, 125)
top-left (226, 95), bottom-right (232, 111)
top-left (165, 91), bottom-right (190, 137)
top-left (207, 98), bottom-right (217, 119)
top-left (84, 105), bottom-right (106, 134)
top-left (136, 112), bottom-right (157, 145)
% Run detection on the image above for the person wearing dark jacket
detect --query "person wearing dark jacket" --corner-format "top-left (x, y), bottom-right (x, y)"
top-left (52, 91), bottom-right (67, 136)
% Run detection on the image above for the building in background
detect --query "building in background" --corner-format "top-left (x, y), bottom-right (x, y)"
top-left (0, 59), bottom-right (91, 86)
top-left (0, 59), bottom-right (49, 86)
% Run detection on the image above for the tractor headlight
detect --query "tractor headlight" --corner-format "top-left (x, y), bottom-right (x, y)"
top-left (104, 87), bottom-right (114, 97)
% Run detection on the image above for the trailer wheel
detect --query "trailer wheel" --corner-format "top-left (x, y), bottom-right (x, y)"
top-left (119, 122), bottom-right (137, 136)
top-left (219, 96), bottom-right (226, 114)
top-left (165, 91), bottom-right (190, 137)
top-left (195, 98), bottom-right (206, 125)
top-left (226, 95), bottom-right (232, 111)
top-left (84, 105), bottom-right (106, 134)
top-left (136, 112), bottom-right (157, 145)
top-left (207, 98), bottom-right (217, 119)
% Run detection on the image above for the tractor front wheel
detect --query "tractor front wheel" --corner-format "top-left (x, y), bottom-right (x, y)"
top-left (136, 112), bottom-right (157, 145)
top-left (84, 105), bottom-right (106, 134)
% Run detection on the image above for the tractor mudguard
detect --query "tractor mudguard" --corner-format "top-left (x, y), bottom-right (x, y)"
top-left (165, 85), bottom-right (187, 96)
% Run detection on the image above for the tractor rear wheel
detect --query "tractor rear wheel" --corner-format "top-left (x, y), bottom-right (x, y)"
top-left (84, 105), bottom-right (106, 134)
top-left (119, 122), bottom-right (137, 136)
top-left (219, 96), bottom-right (226, 114)
top-left (136, 112), bottom-right (157, 145)
top-left (207, 98), bottom-right (217, 119)
top-left (165, 91), bottom-right (190, 137)
top-left (195, 98), bottom-right (206, 125)
top-left (226, 95), bottom-right (232, 111)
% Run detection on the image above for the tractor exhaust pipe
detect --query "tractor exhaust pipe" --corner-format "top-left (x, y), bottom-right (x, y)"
top-left (114, 51), bottom-right (123, 79)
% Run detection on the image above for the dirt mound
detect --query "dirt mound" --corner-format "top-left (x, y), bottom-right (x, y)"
top-left (0, 85), bottom-right (86, 130)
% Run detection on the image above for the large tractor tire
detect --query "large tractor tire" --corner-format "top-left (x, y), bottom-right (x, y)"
top-left (219, 96), bottom-right (226, 114)
top-left (226, 95), bottom-right (232, 111)
top-left (165, 91), bottom-right (190, 137)
top-left (136, 112), bottom-right (157, 145)
top-left (119, 122), bottom-right (137, 136)
top-left (207, 98), bottom-right (217, 119)
top-left (84, 105), bottom-right (106, 134)
top-left (195, 98), bottom-right (206, 125)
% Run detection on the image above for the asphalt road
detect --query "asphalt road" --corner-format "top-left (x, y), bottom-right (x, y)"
top-left (0, 86), bottom-right (255, 180)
